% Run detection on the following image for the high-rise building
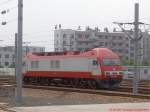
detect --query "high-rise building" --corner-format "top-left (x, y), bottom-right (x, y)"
top-left (54, 27), bottom-right (150, 64)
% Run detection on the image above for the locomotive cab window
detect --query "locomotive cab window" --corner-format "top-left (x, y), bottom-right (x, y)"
top-left (103, 59), bottom-right (121, 66)
top-left (103, 59), bottom-right (111, 65)
top-left (93, 60), bottom-right (98, 66)
top-left (31, 61), bottom-right (39, 68)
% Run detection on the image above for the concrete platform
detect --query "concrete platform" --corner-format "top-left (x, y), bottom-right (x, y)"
top-left (13, 102), bottom-right (150, 112)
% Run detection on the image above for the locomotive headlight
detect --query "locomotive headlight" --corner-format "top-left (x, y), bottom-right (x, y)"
top-left (105, 71), bottom-right (124, 76)
top-left (105, 71), bottom-right (111, 76)
top-left (119, 71), bottom-right (124, 75)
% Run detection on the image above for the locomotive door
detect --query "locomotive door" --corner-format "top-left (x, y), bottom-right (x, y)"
top-left (89, 58), bottom-right (101, 76)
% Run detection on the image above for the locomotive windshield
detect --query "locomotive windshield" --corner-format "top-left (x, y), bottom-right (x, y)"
top-left (103, 59), bottom-right (121, 66)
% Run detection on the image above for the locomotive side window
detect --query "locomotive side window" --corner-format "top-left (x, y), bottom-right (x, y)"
top-left (93, 60), bottom-right (98, 66)
top-left (31, 61), bottom-right (39, 68)
top-left (50, 60), bottom-right (60, 69)
top-left (50, 60), bottom-right (54, 68)
top-left (55, 60), bottom-right (60, 68)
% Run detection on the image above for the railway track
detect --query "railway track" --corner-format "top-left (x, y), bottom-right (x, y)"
top-left (0, 76), bottom-right (149, 99)
top-left (0, 106), bottom-right (15, 112)
top-left (0, 76), bottom-right (15, 84)
top-left (23, 79), bottom-right (150, 95)
top-left (23, 84), bottom-right (150, 99)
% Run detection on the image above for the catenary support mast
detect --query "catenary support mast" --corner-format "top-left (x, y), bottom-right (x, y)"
top-left (16, 0), bottom-right (23, 104)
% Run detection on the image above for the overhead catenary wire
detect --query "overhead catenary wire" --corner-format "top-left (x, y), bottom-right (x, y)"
top-left (1, 5), bottom-right (18, 14)
top-left (0, 0), bottom-right (15, 6)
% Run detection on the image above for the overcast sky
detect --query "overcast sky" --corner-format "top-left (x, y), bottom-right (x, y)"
top-left (0, 0), bottom-right (150, 51)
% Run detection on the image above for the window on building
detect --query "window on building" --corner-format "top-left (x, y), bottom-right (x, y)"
top-left (105, 42), bottom-right (108, 46)
top-left (77, 48), bottom-right (82, 51)
top-left (33, 48), bottom-right (36, 52)
top-left (130, 46), bottom-right (134, 50)
top-left (112, 36), bottom-right (116, 39)
top-left (56, 40), bottom-right (59, 45)
top-left (5, 54), bottom-right (9, 58)
top-left (144, 69), bottom-right (148, 74)
top-left (5, 62), bottom-right (9, 66)
top-left (63, 34), bottom-right (66, 38)
top-left (0, 54), bottom-right (1, 58)
top-left (40, 48), bottom-right (44, 52)
top-left (55, 48), bottom-right (58, 51)
top-left (130, 40), bottom-right (134, 44)
top-left (71, 34), bottom-right (74, 39)
top-left (77, 34), bottom-right (82, 38)
top-left (85, 34), bottom-right (89, 39)
top-left (85, 42), bottom-right (88, 45)
top-left (100, 42), bottom-right (104, 46)
top-left (63, 41), bottom-right (67, 45)
top-left (130, 53), bottom-right (134, 57)
top-left (56, 34), bottom-right (59, 37)
top-left (112, 43), bottom-right (116, 46)
top-left (126, 37), bottom-right (129, 40)
top-left (31, 61), bottom-right (39, 69)
top-left (12, 54), bottom-right (15, 58)
top-left (63, 48), bottom-right (67, 51)
top-left (105, 36), bottom-right (108, 39)
top-left (119, 36), bottom-right (122, 40)
top-left (118, 43), bottom-right (122, 46)
top-left (118, 49), bottom-right (122, 53)
top-left (98, 35), bottom-right (102, 39)
top-left (70, 41), bottom-right (74, 45)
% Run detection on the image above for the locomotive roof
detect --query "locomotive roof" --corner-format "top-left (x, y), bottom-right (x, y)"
top-left (27, 48), bottom-right (119, 59)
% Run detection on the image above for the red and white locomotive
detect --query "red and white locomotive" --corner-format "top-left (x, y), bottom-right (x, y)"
top-left (23, 48), bottom-right (124, 89)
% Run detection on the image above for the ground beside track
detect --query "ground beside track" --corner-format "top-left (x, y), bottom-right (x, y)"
top-left (0, 88), bottom-right (149, 108)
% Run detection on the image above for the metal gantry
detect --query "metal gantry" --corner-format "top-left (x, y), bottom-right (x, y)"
top-left (113, 3), bottom-right (149, 95)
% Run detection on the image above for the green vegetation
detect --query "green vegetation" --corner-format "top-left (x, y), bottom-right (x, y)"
top-left (122, 58), bottom-right (150, 66)
top-left (0, 65), bottom-right (4, 68)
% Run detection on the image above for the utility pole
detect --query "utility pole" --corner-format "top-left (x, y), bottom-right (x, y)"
top-left (16, 0), bottom-right (23, 104)
top-left (15, 33), bottom-right (18, 79)
top-left (133, 3), bottom-right (139, 94)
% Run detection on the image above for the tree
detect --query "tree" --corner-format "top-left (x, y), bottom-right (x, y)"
top-left (9, 63), bottom-right (15, 68)
top-left (0, 65), bottom-right (4, 68)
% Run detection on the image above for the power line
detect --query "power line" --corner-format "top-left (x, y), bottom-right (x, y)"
top-left (0, 5), bottom-right (18, 14)
top-left (0, 0), bottom-right (15, 6)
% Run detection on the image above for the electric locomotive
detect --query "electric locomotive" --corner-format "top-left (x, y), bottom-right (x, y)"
top-left (23, 48), bottom-right (124, 89)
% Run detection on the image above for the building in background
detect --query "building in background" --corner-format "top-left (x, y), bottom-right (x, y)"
top-left (0, 46), bottom-right (45, 68)
top-left (54, 27), bottom-right (150, 65)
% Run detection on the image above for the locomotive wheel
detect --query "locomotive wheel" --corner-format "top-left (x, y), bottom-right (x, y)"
top-left (87, 80), bottom-right (96, 89)
top-left (71, 79), bottom-right (80, 88)
top-left (78, 79), bottom-right (87, 88)
top-left (47, 79), bottom-right (52, 86)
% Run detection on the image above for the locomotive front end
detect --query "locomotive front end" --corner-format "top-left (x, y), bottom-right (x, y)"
top-left (94, 48), bottom-right (124, 89)
top-left (101, 58), bottom-right (124, 88)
